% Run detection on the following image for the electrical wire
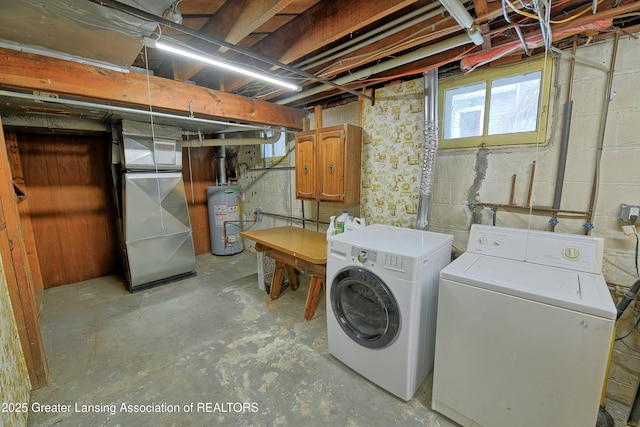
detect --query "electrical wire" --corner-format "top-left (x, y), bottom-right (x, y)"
top-left (612, 233), bottom-right (640, 350)
top-left (619, 337), bottom-right (640, 353)
top-left (504, 0), bottom-right (606, 24)
top-left (617, 315), bottom-right (640, 341)
top-left (314, 18), bottom-right (455, 80)
top-left (616, 308), bottom-right (640, 353)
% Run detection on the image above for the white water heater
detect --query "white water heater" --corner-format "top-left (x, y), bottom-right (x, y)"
top-left (206, 186), bottom-right (243, 255)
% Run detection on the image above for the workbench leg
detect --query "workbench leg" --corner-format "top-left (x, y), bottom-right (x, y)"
top-left (285, 265), bottom-right (299, 291)
top-left (270, 261), bottom-right (286, 300)
top-left (304, 276), bottom-right (325, 320)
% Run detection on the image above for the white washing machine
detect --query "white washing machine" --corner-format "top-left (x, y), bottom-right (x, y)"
top-left (432, 224), bottom-right (616, 427)
top-left (326, 224), bottom-right (453, 401)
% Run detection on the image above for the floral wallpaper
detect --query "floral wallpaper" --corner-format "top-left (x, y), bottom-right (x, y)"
top-left (361, 80), bottom-right (425, 228)
top-left (0, 257), bottom-right (30, 427)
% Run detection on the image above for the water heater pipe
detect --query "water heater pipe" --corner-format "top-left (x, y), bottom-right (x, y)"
top-left (416, 69), bottom-right (439, 231)
top-left (216, 144), bottom-right (227, 185)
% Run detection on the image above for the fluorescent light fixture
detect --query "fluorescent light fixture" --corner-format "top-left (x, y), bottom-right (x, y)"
top-left (154, 41), bottom-right (301, 92)
top-left (439, 0), bottom-right (485, 46)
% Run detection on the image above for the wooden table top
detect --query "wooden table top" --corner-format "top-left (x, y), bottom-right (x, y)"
top-left (240, 226), bottom-right (327, 264)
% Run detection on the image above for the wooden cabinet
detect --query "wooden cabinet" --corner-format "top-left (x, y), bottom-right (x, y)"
top-left (295, 123), bottom-right (362, 204)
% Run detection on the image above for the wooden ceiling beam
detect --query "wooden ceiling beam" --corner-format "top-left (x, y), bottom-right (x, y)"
top-left (0, 48), bottom-right (306, 130)
top-left (256, 0), bottom-right (419, 64)
top-left (172, 0), bottom-right (295, 82)
top-left (223, 0), bottom-right (419, 91)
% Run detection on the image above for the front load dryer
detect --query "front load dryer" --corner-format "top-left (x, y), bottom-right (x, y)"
top-left (326, 224), bottom-right (452, 401)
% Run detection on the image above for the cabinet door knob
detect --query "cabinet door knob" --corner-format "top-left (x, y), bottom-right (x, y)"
top-left (303, 165), bottom-right (309, 174)
top-left (328, 163), bottom-right (335, 174)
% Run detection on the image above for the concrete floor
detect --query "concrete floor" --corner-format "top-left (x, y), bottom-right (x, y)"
top-left (28, 251), bottom-right (453, 426)
top-left (28, 251), bottom-right (632, 426)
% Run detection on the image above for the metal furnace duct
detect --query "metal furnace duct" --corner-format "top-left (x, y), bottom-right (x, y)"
top-left (118, 120), bottom-right (196, 291)
top-left (416, 69), bottom-right (439, 230)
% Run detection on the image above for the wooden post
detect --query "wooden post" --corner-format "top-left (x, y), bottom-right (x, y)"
top-left (4, 133), bottom-right (45, 293)
top-left (0, 119), bottom-right (48, 388)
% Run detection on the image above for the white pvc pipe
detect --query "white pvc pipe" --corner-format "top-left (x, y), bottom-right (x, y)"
top-left (296, 2), bottom-right (446, 71)
top-left (276, 33), bottom-right (473, 105)
top-left (182, 130), bottom-right (282, 146)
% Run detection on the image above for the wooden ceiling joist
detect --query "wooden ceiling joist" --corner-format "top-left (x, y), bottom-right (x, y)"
top-left (223, 0), bottom-right (420, 92)
top-left (172, 0), bottom-right (296, 82)
top-left (0, 48), bottom-right (306, 130)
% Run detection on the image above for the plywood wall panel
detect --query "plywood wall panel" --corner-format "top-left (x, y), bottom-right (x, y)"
top-left (19, 134), bottom-right (118, 288)
top-left (182, 147), bottom-right (216, 255)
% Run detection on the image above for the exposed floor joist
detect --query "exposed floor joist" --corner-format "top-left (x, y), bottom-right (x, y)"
top-left (222, 0), bottom-right (420, 92)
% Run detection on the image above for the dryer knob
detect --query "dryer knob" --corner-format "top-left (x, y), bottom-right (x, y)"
top-left (358, 250), bottom-right (368, 263)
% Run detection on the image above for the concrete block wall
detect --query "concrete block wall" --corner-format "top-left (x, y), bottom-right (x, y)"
top-left (236, 142), bottom-right (299, 248)
top-left (361, 33), bottom-right (640, 406)
top-left (359, 34), bottom-right (640, 289)
top-left (237, 102), bottom-right (362, 251)
top-left (238, 32), bottom-right (640, 406)
top-left (238, 35), bottom-right (640, 281)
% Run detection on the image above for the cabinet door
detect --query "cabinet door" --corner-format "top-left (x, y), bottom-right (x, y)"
top-left (318, 129), bottom-right (345, 202)
top-left (295, 132), bottom-right (316, 200)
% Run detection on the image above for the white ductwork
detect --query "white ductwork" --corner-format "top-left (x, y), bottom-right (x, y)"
top-left (182, 130), bottom-right (282, 147)
top-left (439, 0), bottom-right (484, 45)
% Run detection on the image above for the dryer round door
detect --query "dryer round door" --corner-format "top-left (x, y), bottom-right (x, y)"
top-left (330, 267), bottom-right (400, 349)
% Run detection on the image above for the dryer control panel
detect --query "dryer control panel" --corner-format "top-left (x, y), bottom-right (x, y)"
top-left (468, 225), bottom-right (604, 273)
top-left (351, 246), bottom-right (378, 264)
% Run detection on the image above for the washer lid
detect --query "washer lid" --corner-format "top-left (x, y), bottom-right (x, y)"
top-left (441, 252), bottom-right (616, 320)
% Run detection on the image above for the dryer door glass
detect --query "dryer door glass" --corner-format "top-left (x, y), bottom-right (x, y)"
top-left (331, 267), bottom-right (400, 349)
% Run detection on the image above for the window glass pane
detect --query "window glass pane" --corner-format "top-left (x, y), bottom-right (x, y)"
top-left (444, 82), bottom-right (486, 139)
top-left (260, 131), bottom-right (287, 162)
top-left (488, 71), bottom-right (541, 135)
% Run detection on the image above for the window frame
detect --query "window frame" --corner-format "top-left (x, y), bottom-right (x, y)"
top-left (260, 130), bottom-right (289, 165)
top-left (438, 57), bottom-right (553, 149)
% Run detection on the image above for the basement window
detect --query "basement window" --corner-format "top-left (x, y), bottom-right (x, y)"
top-left (439, 57), bottom-right (552, 149)
top-left (261, 130), bottom-right (289, 165)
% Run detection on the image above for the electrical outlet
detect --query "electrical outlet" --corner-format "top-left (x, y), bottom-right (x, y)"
top-left (619, 204), bottom-right (640, 223)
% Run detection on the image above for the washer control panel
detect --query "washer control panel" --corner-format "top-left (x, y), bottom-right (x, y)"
top-left (468, 225), bottom-right (604, 273)
top-left (351, 246), bottom-right (377, 265)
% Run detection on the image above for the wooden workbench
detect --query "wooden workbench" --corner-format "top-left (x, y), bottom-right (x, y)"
top-left (239, 226), bottom-right (327, 320)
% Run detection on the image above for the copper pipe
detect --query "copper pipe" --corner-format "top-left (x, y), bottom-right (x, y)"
top-left (475, 202), bottom-right (589, 219)
top-left (509, 174), bottom-right (517, 205)
top-left (526, 161), bottom-right (536, 208)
